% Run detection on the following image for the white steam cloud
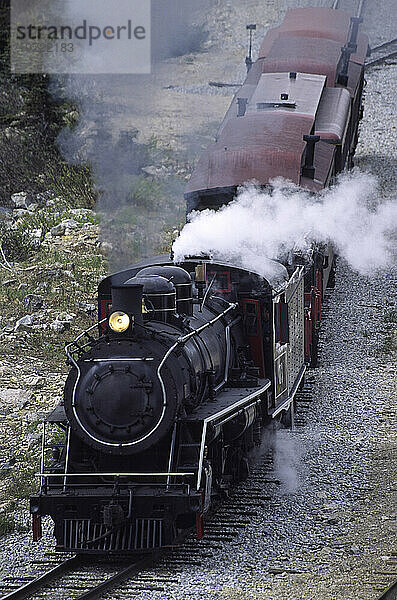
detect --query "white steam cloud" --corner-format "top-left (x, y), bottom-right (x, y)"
top-left (173, 172), bottom-right (397, 281)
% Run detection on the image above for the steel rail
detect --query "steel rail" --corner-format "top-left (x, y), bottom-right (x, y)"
top-left (0, 554), bottom-right (156, 600)
top-left (0, 556), bottom-right (81, 600)
top-left (332, 0), bottom-right (365, 17)
top-left (75, 554), bottom-right (156, 600)
top-left (367, 50), bottom-right (397, 67)
top-left (371, 37), bottom-right (397, 53)
top-left (366, 38), bottom-right (397, 68)
top-left (356, 0), bottom-right (366, 18)
top-left (376, 579), bottom-right (397, 600)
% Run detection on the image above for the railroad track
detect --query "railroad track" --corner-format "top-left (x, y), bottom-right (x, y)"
top-left (331, 0), bottom-right (366, 18)
top-left (0, 554), bottom-right (155, 600)
top-left (332, 0), bottom-right (396, 68)
top-left (377, 578), bottom-right (397, 600)
top-left (366, 38), bottom-right (397, 68)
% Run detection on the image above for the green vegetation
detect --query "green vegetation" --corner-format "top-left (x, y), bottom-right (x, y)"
top-left (0, 221), bottom-right (38, 261)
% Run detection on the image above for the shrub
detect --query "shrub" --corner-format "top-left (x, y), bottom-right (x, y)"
top-left (0, 220), bottom-right (38, 261)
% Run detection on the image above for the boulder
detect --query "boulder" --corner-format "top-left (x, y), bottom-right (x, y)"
top-left (13, 208), bottom-right (31, 218)
top-left (0, 388), bottom-right (33, 409)
top-left (0, 458), bottom-right (16, 475)
top-left (50, 320), bottom-right (67, 333)
top-left (50, 223), bottom-right (66, 237)
top-left (14, 315), bottom-right (34, 331)
top-left (76, 301), bottom-right (96, 314)
top-left (10, 191), bottom-right (34, 209)
top-left (57, 311), bottom-right (75, 322)
top-left (50, 219), bottom-right (80, 237)
top-left (70, 208), bottom-right (94, 217)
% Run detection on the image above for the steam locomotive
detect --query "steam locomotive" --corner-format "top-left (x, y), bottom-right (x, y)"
top-left (30, 6), bottom-right (368, 552)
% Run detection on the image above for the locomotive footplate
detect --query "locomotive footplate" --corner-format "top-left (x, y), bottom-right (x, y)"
top-left (31, 484), bottom-right (201, 553)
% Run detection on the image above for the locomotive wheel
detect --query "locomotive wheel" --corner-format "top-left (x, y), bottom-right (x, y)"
top-left (280, 402), bottom-right (295, 429)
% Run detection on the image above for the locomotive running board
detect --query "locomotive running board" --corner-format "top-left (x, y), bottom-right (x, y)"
top-left (270, 364), bottom-right (306, 418)
top-left (182, 379), bottom-right (271, 490)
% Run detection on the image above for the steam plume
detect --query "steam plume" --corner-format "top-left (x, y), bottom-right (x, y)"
top-left (173, 172), bottom-right (397, 280)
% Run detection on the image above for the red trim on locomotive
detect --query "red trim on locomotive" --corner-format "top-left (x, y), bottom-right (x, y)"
top-left (242, 299), bottom-right (265, 378)
top-left (32, 513), bottom-right (42, 542)
top-left (196, 512), bottom-right (204, 540)
top-left (100, 299), bottom-right (112, 329)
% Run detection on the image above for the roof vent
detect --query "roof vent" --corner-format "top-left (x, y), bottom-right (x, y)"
top-left (302, 134), bottom-right (320, 180)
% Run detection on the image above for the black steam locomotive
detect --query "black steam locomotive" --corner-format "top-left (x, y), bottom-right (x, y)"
top-left (30, 251), bottom-right (333, 552)
top-left (30, 6), bottom-right (367, 552)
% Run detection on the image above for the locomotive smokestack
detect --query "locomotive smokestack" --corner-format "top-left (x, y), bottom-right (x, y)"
top-left (111, 284), bottom-right (144, 326)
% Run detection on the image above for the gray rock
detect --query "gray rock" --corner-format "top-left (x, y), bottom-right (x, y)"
top-left (14, 315), bottom-right (34, 331)
top-left (141, 165), bottom-right (158, 177)
top-left (50, 219), bottom-right (80, 237)
top-left (12, 208), bottom-right (31, 218)
top-left (0, 389), bottom-right (33, 408)
top-left (10, 191), bottom-right (34, 209)
top-left (35, 282), bottom-right (49, 292)
top-left (62, 219), bottom-right (79, 232)
top-left (50, 223), bottom-right (66, 237)
top-left (70, 208), bottom-right (94, 217)
top-left (0, 458), bottom-right (16, 475)
top-left (57, 312), bottom-right (75, 323)
top-left (50, 320), bottom-right (66, 333)
top-left (98, 241), bottom-right (113, 255)
top-left (29, 228), bottom-right (43, 240)
top-left (76, 301), bottom-right (96, 314)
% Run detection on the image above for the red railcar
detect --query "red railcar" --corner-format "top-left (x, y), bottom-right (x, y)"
top-left (185, 6), bottom-right (369, 366)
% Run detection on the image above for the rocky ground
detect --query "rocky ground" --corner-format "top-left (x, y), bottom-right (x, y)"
top-left (0, 0), bottom-right (396, 597)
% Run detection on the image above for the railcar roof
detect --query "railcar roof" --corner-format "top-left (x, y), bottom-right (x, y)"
top-left (259, 7), bottom-right (368, 65)
top-left (262, 37), bottom-right (341, 86)
top-left (186, 96), bottom-right (335, 194)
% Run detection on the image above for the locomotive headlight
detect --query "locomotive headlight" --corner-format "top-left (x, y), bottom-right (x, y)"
top-left (108, 311), bottom-right (131, 333)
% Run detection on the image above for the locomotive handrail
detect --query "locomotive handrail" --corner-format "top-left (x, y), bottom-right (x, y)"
top-left (36, 472), bottom-right (195, 477)
top-left (65, 318), bottom-right (107, 363)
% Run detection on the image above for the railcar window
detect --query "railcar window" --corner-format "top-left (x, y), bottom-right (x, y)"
top-left (208, 271), bottom-right (231, 293)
